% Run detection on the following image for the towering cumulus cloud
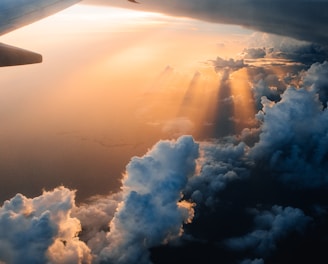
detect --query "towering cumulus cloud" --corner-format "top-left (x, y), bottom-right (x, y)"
top-left (96, 136), bottom-right (199, 264)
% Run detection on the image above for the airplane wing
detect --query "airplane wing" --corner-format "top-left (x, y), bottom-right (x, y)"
top-left (0, 0), bottom-right (81, 36)
top-left (0, 0), bottom-right (81, 66)
top-left (0, 43), bottom-right (42, 66)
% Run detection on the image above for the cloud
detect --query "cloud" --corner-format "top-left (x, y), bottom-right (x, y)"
top-left (240, 259), bottom-right (264, 264)
top-left (242, 48), bottom-right (266, 59)
top-left (97, 136), bottom-right (199, 264)
top-left (182, 58), bottom-right (328, 260)
top-left (302, 61), bottom-right (328, 106)
top-left (211, 57), bottom-right (247, 73)
top-left (0, 187), bottom-right (91, 264)
top-left (252, 85), bottom-right (328, 188)
top-left (170, 57), bottom-right (328, 262)
top-left (86, 0), bottom-right (328, 45)
top-left (185, 140), bottom-right (249, 207)
top-left (183, 46), bottom-right (328, 206)
top-left (265, 42), bottom-right (328, 66)
top-left (251, 79), bottom-right (282, 110)
top-left (52, 49), bottom-right (328, 264)
top-left (226, 206), bottom-right (311, 257)
top-left (0, 137), bottom-right (199, 264)
top-left (72, 192), bottom-right (122, 252)
top-left (244, 34), bottom-right (328, 69)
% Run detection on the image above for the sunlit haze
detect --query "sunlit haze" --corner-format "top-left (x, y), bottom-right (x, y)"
top-left (0, 4), bottom-right (253, 201)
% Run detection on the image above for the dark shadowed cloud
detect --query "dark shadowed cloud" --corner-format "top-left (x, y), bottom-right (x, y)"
top-left (225, 206), bottom-right (311, 257)
top-left (149, 42), bottom-right (328, 263)
top-left (185, 140), bottom-right (249, 207)
top-left (212, 57), bottom-right (247, 73)
top-left (240, 259), bottom-right (264, 264)
top-left (242, 48), bottom-right (266, 59)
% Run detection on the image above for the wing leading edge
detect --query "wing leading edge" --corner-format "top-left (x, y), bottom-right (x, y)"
top-left (0, 0), bottom-right (81, 36)
top-left (0, 0), bottom-right (139, 67)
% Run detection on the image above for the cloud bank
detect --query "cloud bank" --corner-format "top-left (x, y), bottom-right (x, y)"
top-left (0, 137), bottom-right (199, 264)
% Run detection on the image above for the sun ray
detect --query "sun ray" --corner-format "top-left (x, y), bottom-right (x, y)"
top-left (230, 68), bottom-right (257, 133)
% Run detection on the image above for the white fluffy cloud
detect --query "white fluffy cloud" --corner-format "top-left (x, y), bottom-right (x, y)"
top-left (252, 85), bottom-right (328, 188)
top-left (0, 136), bottom-right (199, 264)
top-left (302, 61), bottom-right (328, 105)
top-left (0, 187), bottom-right (91, 264)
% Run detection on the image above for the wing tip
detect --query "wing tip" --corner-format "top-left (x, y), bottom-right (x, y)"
top-left (0, 43), bottom-right (42, 67)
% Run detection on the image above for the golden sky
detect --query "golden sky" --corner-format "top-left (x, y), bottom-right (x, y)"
top-left (0, 4), bottom-right (254, 201)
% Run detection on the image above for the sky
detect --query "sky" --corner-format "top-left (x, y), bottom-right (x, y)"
top-left (1, 1), bottom-right (328, 263)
